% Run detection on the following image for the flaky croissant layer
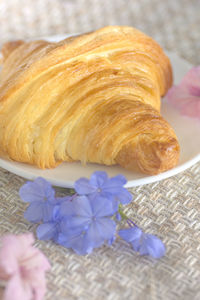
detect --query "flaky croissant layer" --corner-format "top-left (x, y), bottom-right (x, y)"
top-left (0, 26), bottom-right (179, 174)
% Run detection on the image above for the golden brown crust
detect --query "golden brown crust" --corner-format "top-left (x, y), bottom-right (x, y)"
top-left (0, 26), bottom-right (178, 174)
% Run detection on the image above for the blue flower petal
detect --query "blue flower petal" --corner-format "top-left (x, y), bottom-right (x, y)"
top-left (35, 177), bottom-right (55, 203)
top-left (116, 189), bottom-right (132, 205)
top-left (102, 175), bottom-right (126, 194)
top-left (24, 201), bottom-right (44, 223)
top-left (55, 196), bottom-right (72, 204)
top-left (65, 215), bottom-right (91, 229)
top-left (58, 231), bottom-right (93, 255)
top-left (138, 242), bottom-right (149, 256)
top-left (19, 182), bottom-right (43, 203)
top-left (52, 204), bottom-right (61, 222)
top-left (131, 238), bottom-right (141, 252)
top-left (89, 196), bottom-right (117, 217)
top-left (107, 235), bottom-right (116, 245)
top-left (85, 222), bottom-right (105, 248)
top-left (59, 200), bottom-right (75, 218)
top-left (104, 175), bottom-right (127, 191)
top-left (90, 171), bottom-right (108, 188)
top-left (118, 226), bottom-right (142, 243)
top-left (60, 220), bottom-right (84, 236)
top-left (19, 177), bottom-right (55, 203)
top-left (57, 232), bottom-right (69, 246)
top-left (42, 202), bottom-right (55, 222)
top-left (95, 218), bottom-right (116, 241)
top-left (60, 195), bottom-right (93, 219)
top-left (69, 234), bottom-right (94, 255)
top-left (59, 216), bottom-right (116, 253)
top-left (73, 195), bottom-right (93, 217)
top-left (112, 198), bottom-right (119, 213)
top-left (84, 218), bottom-right (116, 249)
top-left (37, 222), bottom-right (58, 241)
top-left (111, 174), bottom-right (127, 186)
top-left (74, 178), bottom-right (96, 195)
top-left (143, 234), bottom-right (166, 259)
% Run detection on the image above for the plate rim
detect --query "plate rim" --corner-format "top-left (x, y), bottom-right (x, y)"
top-left (0, 152), bottom-right (200, 188)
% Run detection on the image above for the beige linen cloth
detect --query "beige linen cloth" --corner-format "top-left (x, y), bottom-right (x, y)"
top-left (0, 0), bottom-right (200, 299)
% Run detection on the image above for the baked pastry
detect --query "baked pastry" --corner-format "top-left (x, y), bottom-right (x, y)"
top-left (0, 26), bottom-right (179, 175)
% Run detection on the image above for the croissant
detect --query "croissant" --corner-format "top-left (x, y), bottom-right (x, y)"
top-left (0, 26), bottom-right (179, 175)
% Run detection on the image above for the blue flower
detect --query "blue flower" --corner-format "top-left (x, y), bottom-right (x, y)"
top-left (74, 171), bottom-right (132, 205)
top-left (58, 195), bottom-right (117, 255)
top-left (118, 226), bottom-right (165, 259)
top-left (19, 174), bottom-right (166, 259)
top-left (19, 177), bottom-right (56, 223)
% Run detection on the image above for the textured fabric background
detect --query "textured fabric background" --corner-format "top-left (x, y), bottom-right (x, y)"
top-left (0, 1), bottom-right (200, 299)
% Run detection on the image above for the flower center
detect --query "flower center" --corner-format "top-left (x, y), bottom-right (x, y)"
top-left (92, 216), bottom-right (96, 221)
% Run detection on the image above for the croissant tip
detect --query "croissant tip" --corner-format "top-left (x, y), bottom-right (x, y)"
top-left (116, 137), bottom-right (180, 175)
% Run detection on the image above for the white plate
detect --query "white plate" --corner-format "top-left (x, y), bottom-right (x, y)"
top-left (0, 34), bottom-right (200, 188)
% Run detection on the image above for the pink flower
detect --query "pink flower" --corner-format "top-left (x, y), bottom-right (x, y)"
top-left (0, 233), bottom-right (50, 300)
top-left (167, 66), bottom-right (200, 120)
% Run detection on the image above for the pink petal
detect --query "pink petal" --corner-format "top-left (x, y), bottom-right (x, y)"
top-left (166, 66), bottom-right (200, 120)
top-left (181, 99), bottom-right (200, 118)
top-left (3, 275), bottom-right (32, 300)
top-left (167, 86), bottom-right (197, 109)
top-left (17, 233), bottom-right (35, 250)
top-left (29, 272), bottom-right (47, 300)
top-left (180, 66), bottom-right (200, 91)
top-left (0, 235), bottom-right (20, 278)
top-left (20, 246), bottom-right (50, 280)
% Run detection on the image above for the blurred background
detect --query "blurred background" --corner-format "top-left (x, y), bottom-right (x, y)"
top-left (0, 0), bottom-right (199, 64)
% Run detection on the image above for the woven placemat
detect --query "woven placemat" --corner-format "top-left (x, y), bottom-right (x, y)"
top-left (0, 1), bottom-right (200, 299)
